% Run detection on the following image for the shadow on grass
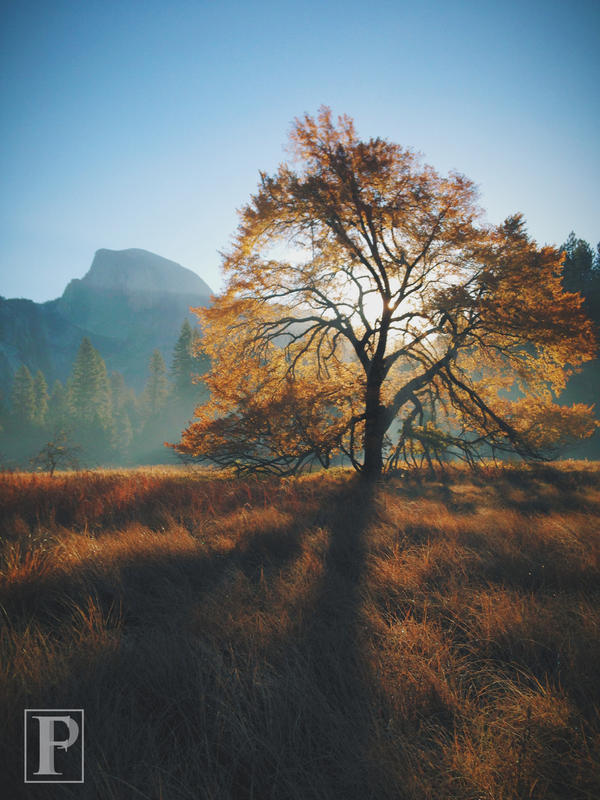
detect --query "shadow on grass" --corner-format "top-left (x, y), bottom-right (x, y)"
top-left (386, 463), bottom-right (600, 516)
top-left (2, 478), bottom-right (390, 799)
top-left (5, 467), bottom-right (599, 798)
top-left (291, 479), bottom-right (383, 798)
top-left (0, 472), bottom-right (289, 540)
top-left (0, 513), bottom-right (305, 631)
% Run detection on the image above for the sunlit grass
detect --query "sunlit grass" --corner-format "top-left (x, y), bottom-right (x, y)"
top-left (1, 462), bottom-right (599, 798)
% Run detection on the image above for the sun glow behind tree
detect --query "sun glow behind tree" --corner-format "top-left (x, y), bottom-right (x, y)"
top-left (176, 108), bottom-right (597, 478)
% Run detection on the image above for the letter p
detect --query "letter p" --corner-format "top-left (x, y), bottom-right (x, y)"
top-left (25, 709), bottom-right (84, 783)
top-left (34, 715), bottom-right (79, 775)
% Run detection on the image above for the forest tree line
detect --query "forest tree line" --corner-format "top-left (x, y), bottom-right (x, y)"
top-left (0, 319), bottom-right (207, 469)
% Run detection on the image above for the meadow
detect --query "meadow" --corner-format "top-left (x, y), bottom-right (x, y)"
top-left (1, 463), bottom-right (599, 799)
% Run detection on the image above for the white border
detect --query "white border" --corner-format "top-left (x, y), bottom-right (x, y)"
top-left (24, 709), bottom-right (85, 784)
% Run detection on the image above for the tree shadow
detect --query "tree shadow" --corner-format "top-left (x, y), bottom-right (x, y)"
top-left (286, 478), bottom-right (391, 798)
top-left (385, 463), bottom-right (600, 516)
top-left (2, 493), bottom-right (333, 799)
top-left (0, 504), bottom-right (309, 631)
top-left (2, 478), bottom-right (402, 799)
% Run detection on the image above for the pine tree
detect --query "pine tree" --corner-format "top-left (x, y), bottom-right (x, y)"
top-left (109, 372), bottom-right (135, 458)
top-left (561, 232), bottom-right (595, 292)
top-left (561, 234), bottom-right (600, 325)
top-left (112, 408), bottom-right (133, 458)
top-left (0, 389), bottom-right (6, 435)
top-left (68, 338), bottom-right (114, 462)
top-left (69, 338), bottom-right (112, 427)
top-left (110, 371), bottom-right (138, 424)
top-left (33, 370), bottom-right (49, 427)
top-left (47, 380), bottom-right (70, 430)
top-left (171, 319), bottom-right (197, 397)
top-left (10, 365), bottom-right (36, 427)
top-left (142, 350), bottom-right (170, 419)
top-left (110, 372), bottom-right (128, 413)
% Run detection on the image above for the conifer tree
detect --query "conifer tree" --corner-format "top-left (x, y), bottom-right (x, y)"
top-left (171, 320), bottom-right (197, 398)
top-left (0, 389), bottom-right (6, 435)
top-left (110, 372), bottom-right (130, 412)
top-left (10, 365), bottom-right (36, 427)
top-left (562, 232), bottom-right (595, 292)
top-left (110, 371), bottom-right (138, 425)
top-left (109, 372), bottom-right (135, 457)
top-left (33, 370), bottom-right (49, 427)
top-left (47, 380), bottom-right (70, 430)
top-left (142, 350), bottom-right (170, 418)
top-left (68, 338), bottom-right (113, 461)
top-left (69, 338), bottom-right (112, 427)
top-left (561, 233), bottom-right (600, 323)
top-left (112, 408), bottom-right (134, 458)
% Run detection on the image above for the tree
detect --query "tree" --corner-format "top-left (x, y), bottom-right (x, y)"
top-left (33, 370), bottom-right (49, 427)
top-left (141, 350), bottom-right (170, 419)
top-left (178, 109), bottom-right (597, 479)
top-left (47, 380), bottom-right (70, 431)
top-left (110, 371), bottom-right (136, 457)
top-left (0, 389), bottom-right (6, 435)
top-left (171, 319), bottom-right (201, 399)
top-left (112, 409), bottom-right (133, 459)
top-left (69, 337), bottom-right (112, 427)
top-left (560, 233), bottom-right (600, 326)
top-left (68, 338), bottom-right (113, 460)
top-left (561, 232), bottom-right (596, 292)
top-left (10, 365), bottom-right (36, 428)
top-left (169, 319), bottom-right (209, 429)
top-left (30, 430), bottom-right (81, 476)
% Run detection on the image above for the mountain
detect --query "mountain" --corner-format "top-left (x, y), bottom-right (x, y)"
top-left (72, 248), bottom-right (212, 297)
top-left (0, 248), bottom-right (213, 392)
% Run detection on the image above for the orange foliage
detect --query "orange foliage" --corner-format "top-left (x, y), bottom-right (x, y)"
top-left (176, 300), bottom-right (363, 474)
top-left (177, 109), bottom-right (596, 474)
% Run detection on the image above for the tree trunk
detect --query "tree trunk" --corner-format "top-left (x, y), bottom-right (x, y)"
top-left (362, 378), bottom-right (386, 480)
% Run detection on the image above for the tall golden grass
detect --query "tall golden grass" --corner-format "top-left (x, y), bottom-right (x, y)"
top-left (1, 463), bottom-right (599, 798)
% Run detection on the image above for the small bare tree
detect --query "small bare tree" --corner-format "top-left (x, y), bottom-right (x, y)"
top-left (30, 430), bottom-right (82, 476)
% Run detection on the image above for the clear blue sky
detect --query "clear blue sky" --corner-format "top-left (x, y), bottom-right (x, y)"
top-left (1, 0), bottom-right (598, 302)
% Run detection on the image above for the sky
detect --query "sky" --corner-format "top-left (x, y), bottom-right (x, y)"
top-left (1, 0), bottom-right (599, 303)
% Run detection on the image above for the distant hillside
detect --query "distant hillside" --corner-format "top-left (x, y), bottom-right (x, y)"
top-left (0, 248), bottom-right (212, 392)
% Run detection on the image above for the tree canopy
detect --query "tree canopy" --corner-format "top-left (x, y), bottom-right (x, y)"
top-left (176, 108), bottom-right (597, 478)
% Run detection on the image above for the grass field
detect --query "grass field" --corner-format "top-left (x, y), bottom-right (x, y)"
top-left (1, 463), bottom-right (599, 799)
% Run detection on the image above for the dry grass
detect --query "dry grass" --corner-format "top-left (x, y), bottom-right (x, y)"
top-left (1, 462), bottom-right (599, 798)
